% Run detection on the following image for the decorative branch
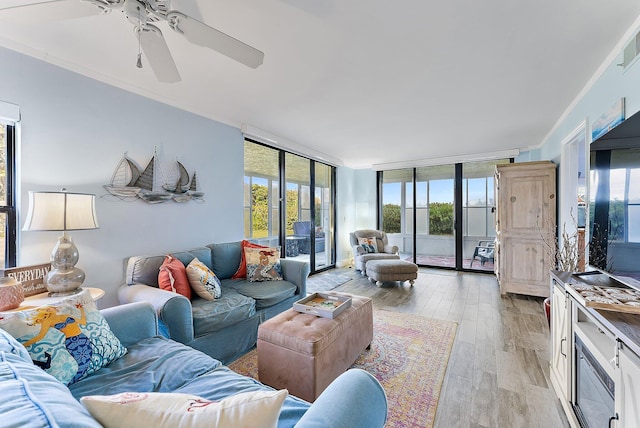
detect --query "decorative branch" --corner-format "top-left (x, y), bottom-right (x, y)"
top-left (538, 208), bottom-right (585, 273)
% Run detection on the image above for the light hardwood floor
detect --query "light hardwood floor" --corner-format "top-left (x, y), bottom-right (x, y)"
top-left (328, 267), bottom-right (570, 428)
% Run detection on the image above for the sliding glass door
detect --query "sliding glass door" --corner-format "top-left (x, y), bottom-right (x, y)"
top-left (461, 161), bottom-right (507, 271)
top-left (379, 159), bottom-right (509, 271)
top-left (314, 163), bottom-right (334, 270)
top-left (244, 140), bottom-right (335, 274)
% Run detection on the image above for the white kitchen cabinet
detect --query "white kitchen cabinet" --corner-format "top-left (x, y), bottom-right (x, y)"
top-left (617, 344), bottom-right (640, 428)
top-left (550, 280), bottom-right (571, 401)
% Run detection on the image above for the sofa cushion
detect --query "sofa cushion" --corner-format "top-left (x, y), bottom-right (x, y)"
top-left (0, 289), bottom-right (127, 386)
top-left (191, 290), bottom-right (256, 335)
top-left (186, 257), bottom-right (222, 300)
top-left (0, 341), bottom-right (101, 428)
top-left (69, 335), bottom-right (311, 428)
top-left (224, 279), bottom-right (297, 310)
top-left (126, 247), bottom-right (212, 288)
top-left (172, 248), bottom-right (213, 271)
top-left (207, 241), bottom-right (243, 280)
top-left (159, 255), bottom-right (192, 299)
top-left (245, 246), bottom-right (283, 282)
top-left (69, 336), bottom-right (221, 398)
top-left (81, 389), bottom-right (288, 428)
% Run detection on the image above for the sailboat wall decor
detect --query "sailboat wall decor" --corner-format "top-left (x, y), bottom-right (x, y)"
top-left (104, 151), bottom-right (205, 204)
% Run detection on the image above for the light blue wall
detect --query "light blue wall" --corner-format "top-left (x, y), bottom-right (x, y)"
top-left (527, 21), bottom-right (640, 230)
top-left (0, 47), bottom-right (244, 307)
top-left (539, 49), bottom-right (640, 164)
top-left (335, 167), bottom-right (377, 266)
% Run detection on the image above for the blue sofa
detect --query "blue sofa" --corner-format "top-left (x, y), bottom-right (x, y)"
top-left (119, 241), bottom-right (310, 364)
top-left (0, 301), bottom-right (388, 427)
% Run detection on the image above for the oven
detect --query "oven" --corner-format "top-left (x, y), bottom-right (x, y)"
top-left (573, 334), bottom-right (617, 428)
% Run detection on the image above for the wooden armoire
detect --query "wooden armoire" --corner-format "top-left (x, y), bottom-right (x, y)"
top-left (494, 161), bottom-right (556, 297)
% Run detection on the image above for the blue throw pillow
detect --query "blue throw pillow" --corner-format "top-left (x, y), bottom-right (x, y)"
top-left (0, 289), bottom-right (127, 385)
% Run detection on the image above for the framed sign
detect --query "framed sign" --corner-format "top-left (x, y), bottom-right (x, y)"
top-left (0, 263), bottom-right (50, 297)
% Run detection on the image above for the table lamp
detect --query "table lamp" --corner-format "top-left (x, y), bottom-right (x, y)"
top-left (23, 190), bottom-right (99, 296)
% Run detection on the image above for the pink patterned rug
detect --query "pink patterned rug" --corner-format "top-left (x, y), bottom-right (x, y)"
top-left (228, 310), bottom-right (458, 428)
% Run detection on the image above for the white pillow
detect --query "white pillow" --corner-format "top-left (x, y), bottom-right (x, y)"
top-left (81, 390), bottom-right (288, 428)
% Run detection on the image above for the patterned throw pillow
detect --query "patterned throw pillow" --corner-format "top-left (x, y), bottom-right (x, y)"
top-left (0, 289), bottom-right (127, 385)
top-left (186, 258), bottom-right (222, 300)
top-left (159, 255), bottom-right (192, 299)
top-left (358, 237), bottom-right (378, 253)
top-left (245, 247), bottom-right (283, 282)
top-left (81, 390), bottom-right (288, 428)
top-left (232, 240), bottom-right (268, 279)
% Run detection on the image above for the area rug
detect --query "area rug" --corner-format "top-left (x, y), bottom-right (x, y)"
top-left (305, 272), bottom-right (353, 294)
top-left (228, 310), bottom-right (458, 428)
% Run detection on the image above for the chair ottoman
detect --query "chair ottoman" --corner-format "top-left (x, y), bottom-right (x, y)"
top-left (257, 293), bottom-right (373, 402)
top-left (366, 259), bottom-right (418, 286)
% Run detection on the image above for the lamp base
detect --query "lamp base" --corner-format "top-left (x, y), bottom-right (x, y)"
top-left (48, 287), bottom-right (83, 298)
top-left (45, 234), bottom-right (86, 297)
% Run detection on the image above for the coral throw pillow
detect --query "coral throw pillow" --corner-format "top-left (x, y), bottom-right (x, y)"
top-left (245, 247), bottom-right (283, 282)
top-left (159, 255), bottom-right (192, 299)
top-left (0, 289), bottom-right (127, 386)
top-left (81, 390), bottom-right (288, 428)
top-left (232, 240), bottom-right (267, 279)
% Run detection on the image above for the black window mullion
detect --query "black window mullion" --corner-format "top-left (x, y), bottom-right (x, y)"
top-left (2, 125), bottom-right (16, 268)
top-left (454, 163), bottom-right (463, 270)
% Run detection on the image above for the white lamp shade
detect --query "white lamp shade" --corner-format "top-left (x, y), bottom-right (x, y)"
top-left (23, 191), bottom-right (99, 231)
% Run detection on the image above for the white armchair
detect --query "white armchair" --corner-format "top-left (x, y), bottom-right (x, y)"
top-left (349, 229), bottom-right (400, 275)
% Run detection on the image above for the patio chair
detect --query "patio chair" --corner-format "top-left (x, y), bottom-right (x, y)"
top-left (470, 240), bottom-right (495, 267)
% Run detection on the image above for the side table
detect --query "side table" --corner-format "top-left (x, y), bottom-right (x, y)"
top-left (11, 287), bottom-right (105, 311)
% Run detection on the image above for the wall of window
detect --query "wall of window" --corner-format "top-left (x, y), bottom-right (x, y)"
top-left (244, 140), bottom-right (336, 273)
top-left (379, 159), bottom-right (509, 271)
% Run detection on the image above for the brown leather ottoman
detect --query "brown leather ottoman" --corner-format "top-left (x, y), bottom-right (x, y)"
top-left (257, 293), bottom-right (373, 402)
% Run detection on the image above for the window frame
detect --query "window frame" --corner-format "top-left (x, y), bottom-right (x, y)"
top-left (0, 122), bottom-right (17, 267)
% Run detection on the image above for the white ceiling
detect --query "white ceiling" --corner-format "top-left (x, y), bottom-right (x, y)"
top-left (0, 0), bottom-right (639, 169)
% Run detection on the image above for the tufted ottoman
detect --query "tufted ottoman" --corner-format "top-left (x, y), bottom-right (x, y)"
top-left (366, 259), bottom-right (418, 287)
top-left (257, 293), bottom-right (373, 402)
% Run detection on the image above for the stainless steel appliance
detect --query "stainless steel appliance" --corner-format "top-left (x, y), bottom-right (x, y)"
top-left (573, 335), bottom-right (617, 428)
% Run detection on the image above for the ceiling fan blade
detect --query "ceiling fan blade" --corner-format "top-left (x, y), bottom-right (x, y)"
top-left (0, 0), bottom-right (105, 23)
top-left (167, 11), bottom-right (264, 69)
top-left (138, 24), bottom-right (181, 83)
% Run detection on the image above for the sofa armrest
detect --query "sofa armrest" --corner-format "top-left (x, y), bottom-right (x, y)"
top-left (352, 245), bottom-right (365, 256)
top-left (384, 244), bottom-right (399, 255)
top-left (118, 283), bottom-right (195, 345)
top-left (101, 302), bottom-right (158, 347)
top-left (280, 259), bottom-right (310, 296)
top-left (295, 369), bottom-right (387, 428)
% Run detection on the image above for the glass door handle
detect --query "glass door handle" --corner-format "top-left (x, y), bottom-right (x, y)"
top-left (609, 413), bottom-right (619, 428)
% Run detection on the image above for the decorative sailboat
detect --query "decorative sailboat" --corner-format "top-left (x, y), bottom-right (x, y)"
top-left (104, 153), bottom-right (142, 198)
top-left (188, 171), bottom-right (205, 200)
top-left (104, 151), bottom-right (201, 204)
top-left (163, 161), bottom-right (191, 194)
top-left (135, 151), bottom-right (173, 204)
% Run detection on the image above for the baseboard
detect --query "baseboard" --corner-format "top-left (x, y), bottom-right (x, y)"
top-left (336, 259), bottom-right (353, 269)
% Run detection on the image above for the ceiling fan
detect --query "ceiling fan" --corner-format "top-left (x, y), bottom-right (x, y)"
top-left (0, 0), bottom-right (264, 83)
